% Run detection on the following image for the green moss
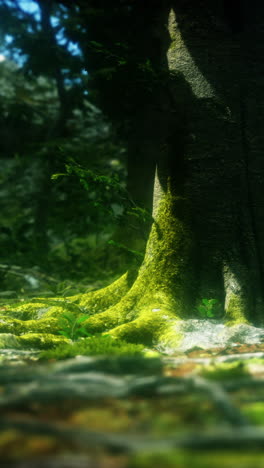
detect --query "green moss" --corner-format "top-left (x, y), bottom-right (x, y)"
top-left (0, 316), bottom-right (24, 334)
top-left (199, 361), bottom-right (248, 381)
top-left (241, 402), bottom-right (264, 425)
top-left (80, 308), bottom-right (123, 335)
top-left (21, 189), bottom-right (190, 351)
top-left (70, 270), bottom-right (135, 312)
top-left (79, 302), bottom-right (182, 351)
top-left (43, 303), bottom-right (82, 319)
top-left (18, 333), bottom-right (69, 349)
top-left (1, 302), bottom-right (49, 320)
top-left (168, 8), bottom-right (182, 53)
top-left (110, 314), bottom-right (165, 345)
top-left (0, 316), bottom-right (60, 335)
top-left (109, 308), bottom-right (180, 347)
top-left (39, 335), bottom-right (145, 360)
top-left (0, 190), bottom-right (193, 352)
top-left (0, 273), bottom-right (134, 324)
top-left (82, 308), bottom-right (182, 350)
top-left (0, 298), bottom-right (87, 322)
top-left (81, 189), bottom-right (191, 338)
top-left (156, 323), bottom-right (183, 351)
top-left (224, 293), bottom-right (249, 324)
top-left (145, 192), bottom-right (192, 308)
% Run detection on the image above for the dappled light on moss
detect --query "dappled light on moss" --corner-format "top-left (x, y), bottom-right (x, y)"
top-left (224, 294), bottom-right (250, 325)
top-left (18, 333), bottom-right (69, 349)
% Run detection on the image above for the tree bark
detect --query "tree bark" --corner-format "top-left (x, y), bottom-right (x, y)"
top-left (49, 0), bottom-right (264, 348)
top-left (168, 0), bottom-right (264, 322)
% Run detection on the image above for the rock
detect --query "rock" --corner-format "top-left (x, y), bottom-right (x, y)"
top-left (157, 320), bottom-right (264, 354)
top-left (0, 333), bottom-right (22, 349)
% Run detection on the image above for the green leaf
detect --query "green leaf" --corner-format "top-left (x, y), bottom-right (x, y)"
top-left (61, 313), bottom-right (75, 324)
top-left (51, 173), bottom-right (68, 180)
top-left (58, 331), bottom-right (71, 338)
top-left (76, 315), bottom-right (91, 324)
top-left (202, 298), bottom-right (209, 305)
top-left (77, 327), bottom-right (92, 337)
top-left (207, 310), bottom-right (215, 318)
top-left (210, 299), bottom-right (218, 305)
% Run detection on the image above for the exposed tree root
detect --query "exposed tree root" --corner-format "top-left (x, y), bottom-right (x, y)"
top-left (0, 187), bottom-right (251, 351)
top-left (79, 271), bottom-right (182, 348)
top-left (71, 269), bottom-right (137, 312)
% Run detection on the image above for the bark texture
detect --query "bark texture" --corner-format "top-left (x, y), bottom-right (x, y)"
top-left (168, 0), bottom-right (264, 322)
top-left (70, 0), bottom-right (264, 343)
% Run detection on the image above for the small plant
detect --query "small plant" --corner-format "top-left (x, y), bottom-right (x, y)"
top-left (58, 311), bottom-right (92, 341)
top-left (197, 298), bottom-right (219, 319)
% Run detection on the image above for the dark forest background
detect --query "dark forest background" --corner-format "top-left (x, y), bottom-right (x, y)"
top-left (0, 0), bottom-right (149, 298)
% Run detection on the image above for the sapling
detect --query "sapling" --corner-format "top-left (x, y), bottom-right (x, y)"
top-left (58, 311), bottom-right (92, 340)
top-left (197, 298), bottom-right (219, 319)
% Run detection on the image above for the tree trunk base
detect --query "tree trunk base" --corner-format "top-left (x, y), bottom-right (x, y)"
top-left (0, 270), bottom-right (258, 351)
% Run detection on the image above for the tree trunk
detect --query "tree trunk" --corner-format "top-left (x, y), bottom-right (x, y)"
top-left (168, 0), bottom-right (264, 323)
top-left (4, 1), bottom-right (264, 351)
top-left (76, 0), bottom-right (264, 345)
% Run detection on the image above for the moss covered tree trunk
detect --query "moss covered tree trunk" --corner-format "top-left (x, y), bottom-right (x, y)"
top-left (63, 0), bottom-right (264, 344)
top-left (74, 169), bottom-right (192, 347)
top-left (83, 0), bottom-right (264, 334)
top-left (3, 0), bottom-right (264, 351)
top-left (168, 0), bottom-right (264, 323)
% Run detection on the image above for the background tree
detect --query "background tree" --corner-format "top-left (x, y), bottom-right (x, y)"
top-left (0, 0), bottom-right (132, 292)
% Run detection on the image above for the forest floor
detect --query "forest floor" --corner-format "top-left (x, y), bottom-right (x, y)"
top-left (0, 339), bottom-right (264, 468)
